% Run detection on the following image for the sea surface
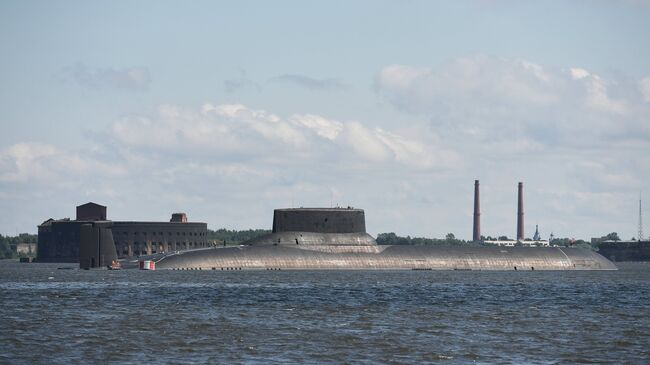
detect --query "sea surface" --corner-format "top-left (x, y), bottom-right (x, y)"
top-left (1, 260), bottom-right (649, 364)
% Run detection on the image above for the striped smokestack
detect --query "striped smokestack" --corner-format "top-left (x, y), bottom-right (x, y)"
top-left (517, 182), bottom-right (524, 241)
top-left (473, 180), bottom-right (481, 242)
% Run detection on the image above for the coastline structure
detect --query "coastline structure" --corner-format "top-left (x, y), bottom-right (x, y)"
top-left (598, 240), bottom-right (650, 262)
top-left (155, 207), bottom-right (616, 271)
top-left (38, 202), bottom-right (209, 265)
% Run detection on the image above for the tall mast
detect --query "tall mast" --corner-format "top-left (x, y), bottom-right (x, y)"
top-left (639, 192), bottom-right (643, 241)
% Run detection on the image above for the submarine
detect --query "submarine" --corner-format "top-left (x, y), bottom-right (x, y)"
top-left (154, 207), bottom-right (616, 271)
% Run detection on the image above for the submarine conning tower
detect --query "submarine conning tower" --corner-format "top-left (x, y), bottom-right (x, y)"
top-left (272, 208), bottom-right (367, 234)
top-left (243, 207), bottom-right (377, 249)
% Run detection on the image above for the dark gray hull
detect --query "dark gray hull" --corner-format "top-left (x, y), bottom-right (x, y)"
top-left (155, 244), bottom-right (616, 271)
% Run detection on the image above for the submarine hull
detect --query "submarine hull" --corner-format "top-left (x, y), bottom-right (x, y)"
top-left (155, 244), bottom-right (616, 271)
top-left (154, 209), bottom-right (616, 271)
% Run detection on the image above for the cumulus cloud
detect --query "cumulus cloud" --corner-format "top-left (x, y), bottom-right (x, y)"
top-left (570, 68), bottom-right (590, 79)
top-left (0, 101), bottom-right (466, 235)
top-left (291, 114), bottom-right (343, 140)
top-left (581, 75), bottom-right (627, 114)
top-left (107, 103), bottom-right (459, 170)
top-left (64, 64), bottom-right (151, 91)
top-left (3, 55), bottom-right (647, 239)
top-left (271, 74), bottom-right (348, 91)
top-left (0, 142), bottom-right (125, 183)
top-left (370, 56), bottom-right (650, 239)
top-left (376, 57), bottom-right (559, 113)
top-left (375, 56), bottom-right (648, 147)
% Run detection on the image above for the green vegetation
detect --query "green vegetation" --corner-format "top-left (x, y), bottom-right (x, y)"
top-left (207, 228), bottom-right (270, 245)
top-left (0, 233), bottom-right (37, 259)
top-left (587, 232), bottom-right (622, 250)
top-left (377, 231), bottom-right (624, 251)
top-left (376, 232), bottom-right (480, 246)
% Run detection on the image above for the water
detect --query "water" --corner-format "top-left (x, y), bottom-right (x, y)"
top-left (1, 260), bottom-right (649, 364)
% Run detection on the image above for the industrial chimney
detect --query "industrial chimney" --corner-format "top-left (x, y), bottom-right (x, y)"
top-left (473, 180), bottom-right (481, 242)
top-left (517, 182), bottom-right (524, 241)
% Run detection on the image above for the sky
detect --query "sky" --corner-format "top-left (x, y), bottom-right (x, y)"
top-left (1, 0), bottom-right (649, 240)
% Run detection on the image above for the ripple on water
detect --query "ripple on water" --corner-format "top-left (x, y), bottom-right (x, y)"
top-left (0, 261), bottom-right (649, 364)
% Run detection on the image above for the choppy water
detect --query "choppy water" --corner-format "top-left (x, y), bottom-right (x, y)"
top-left (1, 260), bottom-right (649, 364)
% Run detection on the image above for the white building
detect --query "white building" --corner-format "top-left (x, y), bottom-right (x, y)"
top-left (484, 239), bottom-right (550, 247)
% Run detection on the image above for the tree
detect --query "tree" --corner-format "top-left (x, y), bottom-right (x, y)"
top-left (604, 232), bottom-right (620, 241)
top-left (0, 239), bottom-right (14, 259)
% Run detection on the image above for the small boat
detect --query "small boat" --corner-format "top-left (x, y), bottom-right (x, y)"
top-left (108, 260), bottom-right (122, 270)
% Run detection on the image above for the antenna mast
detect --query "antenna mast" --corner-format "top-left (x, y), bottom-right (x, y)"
top-left (639, 193), bottom-right (643, 241)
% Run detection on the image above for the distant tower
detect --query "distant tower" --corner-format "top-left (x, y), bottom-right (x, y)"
top-left (639, 193), bottom-right (644, 241)
top-left (533, 224), bottom-right (541, 241)
top-left (473, 180), bottom-right (481, 242)
top-left (517, 182), bottom-right (524, 241)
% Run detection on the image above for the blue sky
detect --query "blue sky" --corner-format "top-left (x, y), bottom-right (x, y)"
top-left (1, 0), bottom-right (649, 240)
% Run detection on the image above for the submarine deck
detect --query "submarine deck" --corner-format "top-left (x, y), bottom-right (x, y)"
top-left (154, 245), bottom-right (616, 271)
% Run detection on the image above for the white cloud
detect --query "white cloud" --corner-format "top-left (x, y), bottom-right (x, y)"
top-left (340, 122), bottom-right (392, 162)
top-left (570, 68), bottom-right (590, 79)
top-left (3, 55), bottom-right (647, 240)
top-left (0, 102), bottom-right (465, 235)
top-left (377, 64), bottom-right (430, 92)
top-left (0, 143), bottom-right (125, 183)
top-left (291, 114), bottom-right (343, 140)
top-left (375, 56), bottom-right (648, 148)
top-left (582, 75), bottom-right (627, 114)
top-left (110, 103), bottom-right (457, 171)
top-left (203, 103), bottom-right (306, 147)
top-left (377, 57), bottom-right (559, 115)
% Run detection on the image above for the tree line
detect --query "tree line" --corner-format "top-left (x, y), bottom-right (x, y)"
top-left (376, 232), bottom-right (624, 251)
top-left (207, 228), bottom-right (271, 245)
top-left (0, 233), bottom-right (37, 259)
top-left (376, 232), bottom-right (481, 246)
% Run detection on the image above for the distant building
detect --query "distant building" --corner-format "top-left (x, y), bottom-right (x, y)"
top-left (76, 202), bottom-right (107, 221)
top-left (170, 213), bottom-right (188, 223)
top-left (484, 239), bottom-right (549, 247)
top-left (11, 243), bottom-right (37, 256)
top-left (533, 225), bottom-right (541, 241)
top-left (598, 240), bottom-right (650, 262)
top-left (38, 203), bottom-right (209, 263)
top-left (484, 239), bottom-right (518, 247)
